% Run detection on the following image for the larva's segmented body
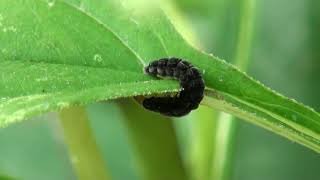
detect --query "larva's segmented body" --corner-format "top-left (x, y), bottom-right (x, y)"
top-left (143, 57), bottom-right (205, 117)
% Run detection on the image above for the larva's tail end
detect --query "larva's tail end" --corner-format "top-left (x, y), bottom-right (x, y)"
top-left (143, 66), bottom-right (149, 74)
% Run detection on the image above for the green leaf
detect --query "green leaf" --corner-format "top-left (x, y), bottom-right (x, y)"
top-left (0, 61), bottom-right (179, 126)
top-left (0, 0), bottom-right (320, 152)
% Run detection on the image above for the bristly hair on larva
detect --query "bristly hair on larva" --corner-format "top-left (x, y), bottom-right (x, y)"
top-left (142, 57), bottom-right (205, 117)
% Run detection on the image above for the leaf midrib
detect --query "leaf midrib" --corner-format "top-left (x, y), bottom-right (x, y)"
top-left (244, 96), bottom-right (320, 127)
top-left (203, 91), bottom-right (320, 152)
top-left (215, 90), bottom-right (320, 139)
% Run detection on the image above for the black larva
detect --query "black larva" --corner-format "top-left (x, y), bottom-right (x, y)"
top-left (143, 57), bottom-right (205, 117)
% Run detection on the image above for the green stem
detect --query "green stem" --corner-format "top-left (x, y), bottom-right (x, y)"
top-left (59, 106), bottom-right (111, 180)
top-left (211, 0), bottom-right (256, 180)
top-left (189, 107), bottom-right (218, 180)
top-left (211, 113), bottom-right (236, 180)
top-left (233, 0), bottom-right (256, 69)
top-left (118, 99), bottom-right (188, 180)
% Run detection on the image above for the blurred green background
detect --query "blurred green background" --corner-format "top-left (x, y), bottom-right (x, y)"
top-left (0, 0), bottom-right (319, 179)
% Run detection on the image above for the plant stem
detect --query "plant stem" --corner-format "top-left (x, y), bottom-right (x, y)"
top-left (211, 113), bottom-right (236, 180)
top-left (233, 0), bottom-right (256, 69)
top-left (59, 106), bottom-right (111, 180)
top-left (118, 99), bottom-right (188, 180)
top-left (211, 0), bottom-right (256, 180)
top-left (189, 107), bottom-right (218, 180)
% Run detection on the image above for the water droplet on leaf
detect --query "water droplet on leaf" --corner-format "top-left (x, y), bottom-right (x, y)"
top-left (93, 54), bottom-right (103, 63)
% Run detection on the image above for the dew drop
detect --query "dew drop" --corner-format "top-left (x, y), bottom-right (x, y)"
top-left (93, 54), bottom-right (103, 63)
top-left (48, 0), bottom-right (55, 7)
